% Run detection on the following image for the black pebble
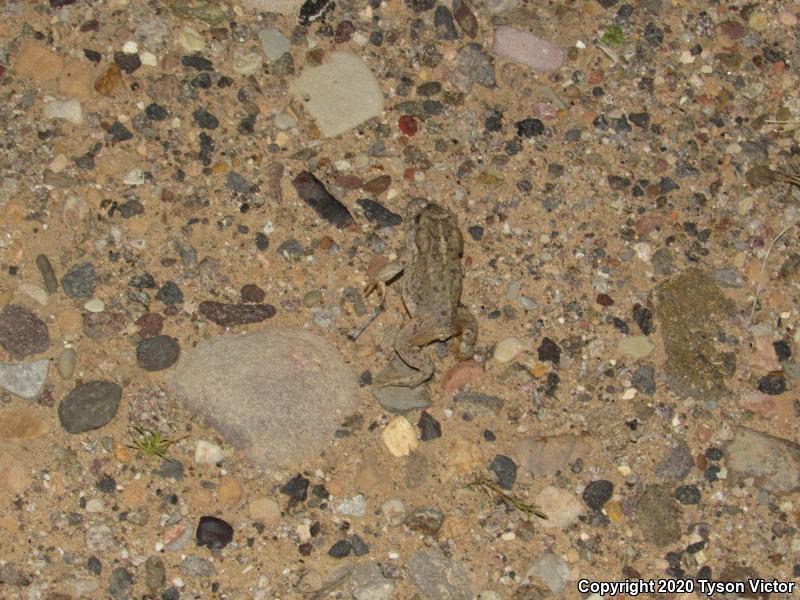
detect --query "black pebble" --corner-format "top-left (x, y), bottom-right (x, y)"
top-left (483, 429), bottom-right (496, 441)
top-left (181, 55), bottom-right (214, 71)
top-left (196, 516), bottom-right (234, 549)
top-left (351, 533), bottom-right (369, 556)
top-left (489, 455), bottom-right (517, 490)
top-left (675, 485), bottom-right (701, 505)
top-left (632, 305), bottom-right (654, 335)
top-left (114, 52), bottom-right (141, 74)
top-left (83, 48), bottom-right (102, 63)
top-left (281, 474), bottom-right (310, 501)
top-left (515, 118), bottom-right (545, 137)
top-left (145, 103), bottom-right (169, 121)
top-left (328, 539), bottom-right (352, 558)
top-left (87, 556), bottom-right (102, 575)
top-left (418, 411), bottom-right (441, 441)
top-left (156, 281), bottom-right (184, 305)
top-left (467, 225), bottom-right (484, 240)
top-left (774, 340), bottom-right (792, 362)
top-left (537, 337), bottom-right (561, 365)
top-left (582, 479), bottom-right (614, 510)
top-left (757, 373), bottom-right (787, 395)
top-left (96, 474), bottom-right (116, 493)
top-left (193, 109), bottom-right (219, 130)
top-left (110, 122), bottom-right (133, 142)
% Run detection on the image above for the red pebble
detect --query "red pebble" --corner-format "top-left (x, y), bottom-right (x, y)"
top-left (398, 115), bottom-right (418, 136)
top-left (404, 168), bottom-right (416, 180)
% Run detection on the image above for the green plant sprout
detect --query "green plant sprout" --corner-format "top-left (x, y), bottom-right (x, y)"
top-left (127, 424), bottom-right (188, 462)
top-left (601, 24), bottom-right (625, 45)
top-left (470, 476), bottom-right (548, 521)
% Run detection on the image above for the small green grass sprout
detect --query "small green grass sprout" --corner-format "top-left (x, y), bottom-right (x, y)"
top-left (470, 476), bottom-right (548, 521)
top-left (127, 424), bottom-right (188, 462)
top-left (601, 24), bottom-right (625, 45)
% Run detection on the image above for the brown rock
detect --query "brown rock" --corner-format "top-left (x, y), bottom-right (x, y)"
top-left (439, 359), bottom-right (483, 396)
top-left (0, 409), bottom-right (50, 439)
top-left (58, 58), bottom-right (95, 101)
top-left (14, 41), bottom-right (64, 81)
top-left (362, 174), bottom-right (392, 194)
top-left (94, 63), bottom-right (123, 96)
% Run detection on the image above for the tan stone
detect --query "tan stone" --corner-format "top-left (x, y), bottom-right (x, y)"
top-left (120, 479), bottom-right (147, 507)
top-left (218, 476), bottom-right (242, 506)
top-left (58, 58), bottom-right (95, 101)
top-left (0, 452), bottom-right (31, 497)
top-left (381, 415), bottom-right (419, 457)
top-left (355, 451), bottom-right (392, 496)
top-left (248, 496), bottom-right (281, 523)
top-left (14, 41), bottom-right (64, 81)
top-left (0, 409), bottom-right (50, 439)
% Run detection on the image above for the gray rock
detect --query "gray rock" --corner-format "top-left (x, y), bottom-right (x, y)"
top-left (144, 556), bottom-right (166, 592)
top-left (453, 391), bottom-right (503, 414)
top-left (57, 348), bottom-right (77, 379)
top-left (452, 43), bottom-right (495, 92)
top-left (108, 567), bottom-right (133, 600)
top-left (372, 356), bottom-right (431, 411)
top-left (523, 552), bottom-right (570, 594)
top-left (655, 440), bottom-right (694, 480)
top-left (0, 359), bottom-right (48, 399)
top-left (408, 549), bottom-right (472, 600)
top-left (725, 426), bottom-right (800, 494)
top-left (259, 28), bottom-right (290, 62)
top-left (61, 262), bottom-right (97, 299)
top-left (180, 555), bottom-right (215, 577)
top-left (169, 328), bottom-right (359, 468)
top-left (515, 434), bottom-right (591, 477)
top-left (288, 52), bottom-right (384, 138)
top-left (58, 381), bottom-right (122, 433)
top-left (351, 561), bottom-right (395, 600)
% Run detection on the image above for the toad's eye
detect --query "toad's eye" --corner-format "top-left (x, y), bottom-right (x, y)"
top-left (415, 228), bottom-right (431, 252)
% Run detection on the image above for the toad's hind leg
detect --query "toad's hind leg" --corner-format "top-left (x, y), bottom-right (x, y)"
top-left (455, 305), bottom-right (478, 357)
top-left (380, 317), bottom-right (441, 388)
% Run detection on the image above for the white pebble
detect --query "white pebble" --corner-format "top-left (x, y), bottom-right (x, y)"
top-left (122, 40), bottom-right (138, 54)
top-left (493, 336), bottom-right (527, 363)
top-left (194, 440), bottom-right (224, 465)
top-left (85, 498), bottom-right (105, 513)
top-left (381, 415), bottom-right (418, 457)
top-left (84, 298), bottom-right (105, 313)
top-left (124, 169), bottom-right (145, 186)
top-left (43, 98), bottom-right (84, 125)
top-left (140, 51), bottom-right (157, 67)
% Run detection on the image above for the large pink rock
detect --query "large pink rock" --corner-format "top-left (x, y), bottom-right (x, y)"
top-left (492, 26), bottom-right (565, 73)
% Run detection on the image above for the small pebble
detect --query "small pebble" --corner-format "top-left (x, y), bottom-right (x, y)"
top-left (196, 516), bottom-right (234, 549)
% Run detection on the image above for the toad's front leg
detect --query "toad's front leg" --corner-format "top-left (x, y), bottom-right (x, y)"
top-left (364, 259), bottom-right (405, 304)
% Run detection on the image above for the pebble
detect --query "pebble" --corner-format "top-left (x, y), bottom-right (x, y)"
top-left (43, 98), bottom-right (84, 125)
top-left (381, 415), bottom-right (419, 457)
top-left (381, 499), bottom-right (406, 526)
top-left (198, 301), bottom-right (276, 326)
top-left (334, 494), bottom-right (367, 518)
top-left (675, 485), bottom-right (701, 505)
top-left (356, 199), bottom-right (402, 228)
top-left (582, 479), bottom-right (614, 510)
top-left (281, 473), bottom-right (310, 501)
top-left (170, 328), bottom-right (359, 468)
top-left (453, 0), bottom-right (478, 37)
top-left (0, 358), bottom-right (49, 399)
top-left (95, 64), bottom-right (124, 96)
top-left (233, 49), bottom-right (263, 76)
top-left (196, 515), bottom-right (234, 549)
top-left (404, 507), bottom-right (444, 534)
top-left (194, 440), bottom-right (224, 465)
top-left (636, 484), bottom-right (681, 547)
top-left (725, 426), bottom-right (800, 494)
top-left (655, 440), bottom-right (694, 480)
top-left (618, 335), bottom-right (654, 358)
top-left (14, 41), bottom-right (64, 81)
top-left (144, 556), bottom-right (166, 593)
top-left (84, 298), bottom-right (105, 313)
top-left (524, 553), bottom-right (571, 595)
top-left (493, 336), bottom-right (526, 363)
top-left (489, 454), bottom-right (517, 489)
top-left (492, 26), bottom-right (565, 73)
top-left (292, 171), bottom-right (355, 229)
top-left (452, 391), bottom-right (503, 414)
top-left (248, 497), bottom-right (281, 523)
top-left (61, 262), bottom-right (97, 299)
top-left (631, 364), bottom-right (656, 394)
top-left (58, 380), bottom-right (122, 434)
top-left (418, 411), bottom-right (441, 441)
top-left (516, 434), bottom-right (590, 477)
top-left (408, 550), bottom-right (472, 600)
top-left (0, 304), bottom-right (50, 359)
top-left (35, 254), bottom-right (59, 293)
top-left (136, 335), bottom-right (180, 371)
top-left (259, 28), bottom-right (290, 62)
top-left (289, 52), bottom-right (384, 138)
top-left (535, 486), bottom-right (583, 529)
top-left (180, 555), bottom-right (215, 577)
top-left (328, 539), bottom-right (352, 558)
top-left (452, 43), bottom-right (495, 92)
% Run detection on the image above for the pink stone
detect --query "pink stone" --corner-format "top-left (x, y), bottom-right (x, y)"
top-left (492, 26), bottom-right (565, 73)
